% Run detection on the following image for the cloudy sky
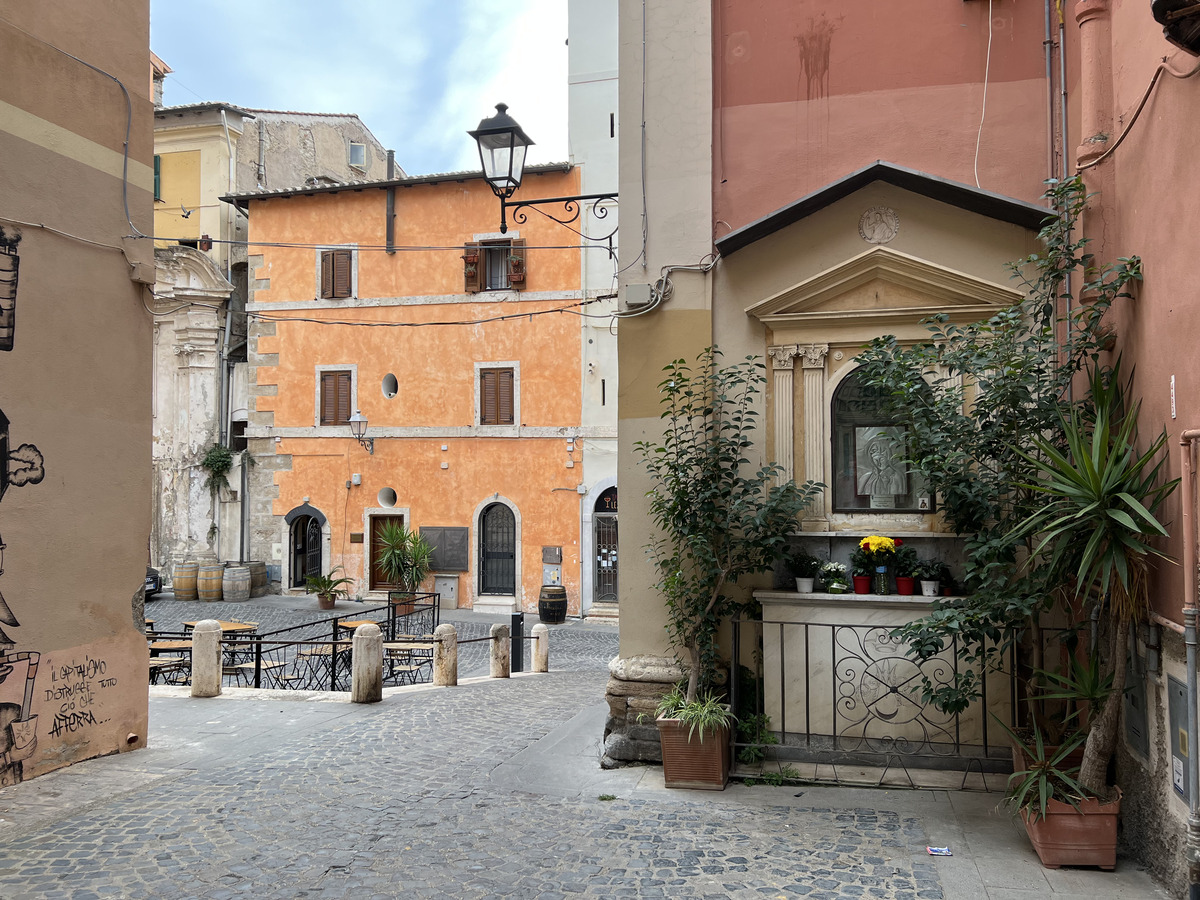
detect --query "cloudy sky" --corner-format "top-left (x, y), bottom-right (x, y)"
top-left (150, 0), bottom-right (569, 177)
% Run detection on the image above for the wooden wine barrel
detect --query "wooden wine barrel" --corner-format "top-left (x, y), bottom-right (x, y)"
top-left (197, 564), bottom-right (225, 602)
top-left (173, 561), bottom-right (199, 601)
top-left (247, 561), bottom-right (269, 598)
top-left (222, 566), bottom-right (251, 603)
top-left (538, 585), bottom-right (568, 624)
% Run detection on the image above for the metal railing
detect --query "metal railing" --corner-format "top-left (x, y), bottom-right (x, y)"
top-left (731, 613), bottom-right (1016, 788)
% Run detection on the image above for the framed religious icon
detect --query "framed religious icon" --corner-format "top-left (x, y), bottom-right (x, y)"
top-left (855, 426), bottom-right (909, 498)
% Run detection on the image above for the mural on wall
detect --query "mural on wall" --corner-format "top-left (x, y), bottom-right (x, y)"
top-left (0, 226), bottom-right (19, 352)
top-left (0, 404), bottom-right (45, 783)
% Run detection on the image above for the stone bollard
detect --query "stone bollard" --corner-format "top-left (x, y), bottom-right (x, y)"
top-left (351, 623), bottom-right (383, 703)
top-left (532, 623), bottom-right (549, 673)
top-left (190, 619), bottom-right (222, 698)
top-left (433, 623), bottom-right (458, 687)
top-left (490, 623), bottom-right (511, 678)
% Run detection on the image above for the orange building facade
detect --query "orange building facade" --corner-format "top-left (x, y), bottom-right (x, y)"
top-left (231, 165), bottom-right (592, 615)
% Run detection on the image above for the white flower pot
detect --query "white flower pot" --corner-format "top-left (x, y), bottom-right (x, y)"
top-left (920, 580), bottom-right (940, 597)
top-left (795, 577), bottom-right (815, 593)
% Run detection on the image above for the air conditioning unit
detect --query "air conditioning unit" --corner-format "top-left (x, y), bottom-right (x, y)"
top-left (1153, 0), bottom-right (1200, 55)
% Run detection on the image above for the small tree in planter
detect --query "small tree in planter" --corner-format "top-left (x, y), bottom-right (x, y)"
top-left (635, 349), bottom-right (822, 786)
top-left (306, 566), bottom-right (354, 610)
top-left (374, 521), bottom-right (434, 611)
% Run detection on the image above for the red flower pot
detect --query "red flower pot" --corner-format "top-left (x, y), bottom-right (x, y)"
top-left (852, 575), bottom-right (871, 594)
top-left (895, 576), bottom-right (915, 595)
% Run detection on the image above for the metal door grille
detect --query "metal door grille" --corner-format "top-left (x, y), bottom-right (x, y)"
top-left (595, 513), bottom-right (618, 603)
top-left (480, 503), bottom-right (515, 594)
top-left (305, 518), bottom-right (321, 582)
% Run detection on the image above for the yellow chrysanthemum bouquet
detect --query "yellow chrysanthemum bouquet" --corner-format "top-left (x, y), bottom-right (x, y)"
top-left (850, 534), bottom-right (902, 593)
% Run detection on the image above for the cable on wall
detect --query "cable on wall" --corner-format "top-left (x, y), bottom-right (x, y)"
top-left (974, 0), bottom-right (994, 189)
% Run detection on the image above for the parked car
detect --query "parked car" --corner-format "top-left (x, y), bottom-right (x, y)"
top-left (145, 565), bottom-right (162, 599)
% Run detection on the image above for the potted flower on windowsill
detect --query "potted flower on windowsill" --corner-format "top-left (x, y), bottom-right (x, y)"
top-left (785, 548), bottom-right (822, 593)
top-left (893, 545), bottom-right (919, 595)
top-left (635, 349), bottom-right (822, 789)
top-left (819, 561), bottom-right (849, 594)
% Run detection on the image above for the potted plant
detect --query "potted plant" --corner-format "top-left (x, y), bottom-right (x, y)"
top-left (305, 566), bottom-right (354, 611)
top-left (1009, 362), bottom-right (1176, 814)
top-left (913, 558), bottom-right (949, 597)
top-left (634, 349), bottom-right (822, 789)
top-left (785, 548), bottom-right (822, 593)
top-left (819, 561), bottom-right (849, 594)
top-left (893, 545), bottom-right (919, 595)
top-left (507, 253), bottom-right (525, 284)
top-left (652, 685), bottom-right (735, 791)
top-left (373, 521), bottom-right (435, 612)
top-left (848, 546), bottom-right (873, 594)
top-left (857, 535), bottom-right (898, 594)
top-left (998, 721), bottom-right (1120, 870)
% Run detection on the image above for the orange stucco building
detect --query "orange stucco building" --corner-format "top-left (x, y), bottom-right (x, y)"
top-left (229, 165), bottom-right (594, 615)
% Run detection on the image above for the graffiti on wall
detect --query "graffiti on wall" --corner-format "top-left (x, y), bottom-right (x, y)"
top-left (0, 403), bottom-right (45, 784)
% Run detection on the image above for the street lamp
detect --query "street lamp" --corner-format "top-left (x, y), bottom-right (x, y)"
top-left (348, 410), bottom-right (374, 455)
top-left (469, 104), bottom-right (618, 244)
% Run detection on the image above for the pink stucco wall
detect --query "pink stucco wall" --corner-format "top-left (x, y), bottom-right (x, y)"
top-left (713, 0), bottom-right (1052, 233)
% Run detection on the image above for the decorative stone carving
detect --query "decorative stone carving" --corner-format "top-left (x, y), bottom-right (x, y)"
top-left (859, 206), bottom-right (900, 244)
top-left (768, 344), bottom-right (798, 369)
top-left (798, 344), bottom-right (829, 369)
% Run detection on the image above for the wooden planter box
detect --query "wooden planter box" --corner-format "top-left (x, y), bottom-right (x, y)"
top-left (1021, 790), bottom-right (1121, 870)
top-left (656, 716), bottom-right (730, 790)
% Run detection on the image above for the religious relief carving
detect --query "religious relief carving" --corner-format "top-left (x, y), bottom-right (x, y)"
top-left (859, 207), bottom-right (900, 244)
top-left (798, 344), bottom-right (829, 370)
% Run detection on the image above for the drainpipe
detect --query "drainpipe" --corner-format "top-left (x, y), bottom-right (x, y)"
top-left (1044, 0), bottom-right (1056, 183)
top-left (385, 150), bottom-right (396, 255)
top-left (1180, 430), bottom-right (1200, 898)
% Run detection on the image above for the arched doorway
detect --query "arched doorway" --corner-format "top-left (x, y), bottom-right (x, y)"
top-left (284, 503), bottom-right (327, 589)
top-left (479, 502), bottom-right (516, 595)
top-left (594, 486), bottom-right (618, 604)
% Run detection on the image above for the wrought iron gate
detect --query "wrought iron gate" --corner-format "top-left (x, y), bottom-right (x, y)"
top-left (305, 518), bottom-right (321, 582)
top-left (595, 513), bottom-right (618, 603)
top-left (479, 503), bottom-right (515, 594)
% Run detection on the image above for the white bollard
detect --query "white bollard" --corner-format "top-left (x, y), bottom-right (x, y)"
top-left (351, 623), bottom-right (383, 703)
top-left (433, 623), bottom-right (458, 687)
top-left (532, 623), bottom-right (549, 673)
top-left (490, 623), bottom-right (510, 679)
top-left (190, 619), bottom-right (222, 698)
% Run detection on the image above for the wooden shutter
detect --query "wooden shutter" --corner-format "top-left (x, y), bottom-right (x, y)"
top-left (320, 371), bottom-right (352, 425)
top-left (507, 238), bottom-right (526, 290)
top-left (320, 251), bottom-right (334, 298)
top-left (480, 369), bottom-right (498, 424)
top-left (463, 241), bottom-right (481, 293)
top-left (497, 369), bottom-right (514, 424)
top-left (332, 249), bottom-right (352, 298)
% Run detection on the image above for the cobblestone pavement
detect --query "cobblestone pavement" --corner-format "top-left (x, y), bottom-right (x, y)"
top-left (0, 598), bottom-right (1167, 899)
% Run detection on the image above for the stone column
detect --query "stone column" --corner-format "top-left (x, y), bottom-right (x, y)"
top-left (490, 623), bottom-right (511, 678)
top-left (800, 344), bottom-right (830, 527)
top-left (433, 623), bottom-right (458, 686)
top-left (190, 620), bottom-right (222, 698)
top-left (351, 623), bottom-right (382, 703)
top-left (532, 623), bottom-right (549, 673)
top-left (768, 345), bottom-right (798, 481)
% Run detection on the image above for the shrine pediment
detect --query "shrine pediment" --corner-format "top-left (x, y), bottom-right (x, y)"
top-left (745, 245), bottom-right (1022, 328)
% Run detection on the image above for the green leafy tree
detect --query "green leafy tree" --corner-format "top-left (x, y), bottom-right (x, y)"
top-left (855, 176), bottom-right (1142, 714)
top-left (635, 349), bottom-right (823, 704)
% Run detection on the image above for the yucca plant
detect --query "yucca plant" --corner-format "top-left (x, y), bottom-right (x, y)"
top-left (1011, 362), bottom-right (1178, 794)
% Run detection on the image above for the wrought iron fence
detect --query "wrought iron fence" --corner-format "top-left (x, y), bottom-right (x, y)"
top-left (731, 613), bottom-right (1016, 788)
top-left (148, 595), bottom-right (440, 691)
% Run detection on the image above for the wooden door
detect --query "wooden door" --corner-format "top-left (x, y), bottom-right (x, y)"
top-left (369, 514), bottom-right (405, 591)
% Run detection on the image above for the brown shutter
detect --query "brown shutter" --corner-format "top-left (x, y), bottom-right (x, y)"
top-left (463, 241), bottom-right (481, 294)
top-left (498, 369), bottom-right (514, 424)
top-left (332, 249), bottom-right (352, 298)
top-left (480, 369), bottom-right (497, 424)
top-left (336, 372), bottom-right (351, 424)
top-left (320, 251), bottom-right (334, 299)
top-left (507, 239), bottom-right (526, 290)
top-left (320, 372), bottom-right (336, 424)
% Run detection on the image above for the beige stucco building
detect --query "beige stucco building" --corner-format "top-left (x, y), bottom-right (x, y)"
top-left (0, 1), bottom-right (153, 781)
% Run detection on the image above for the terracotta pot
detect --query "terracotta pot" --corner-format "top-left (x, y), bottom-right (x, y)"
top-left (1021, 790), bottom-right (1121, 870)
top-left (656, 715), bottom-right (730, 790)
top-left (895, 576), bottom-right (916, 595)
top-left (852, 575), bottom-right (871, 594)
top-left (317, 593), bottom-right (335, 611)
